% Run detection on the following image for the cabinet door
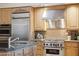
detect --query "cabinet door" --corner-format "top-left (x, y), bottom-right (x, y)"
top-left (64, 47), bottom-right (72, 56)
top-left (66, 5), bottom-right (79, 30)
top-left (35, 41), bottom-right (44, 56)
top-left (1, 8), bottom-right (13, 24)
top-left (34, 8), bottom-right (47, 31)
top-left (23, 47), bottom-right (34, 56)
top-left (64, 46), bottom-right (79, 56)
top-left (0, 9), bottom-right (2, 24)
top-left (14, 49), bottom-right (23, 56)
top-left (71, 47), bottom-right (79, 56)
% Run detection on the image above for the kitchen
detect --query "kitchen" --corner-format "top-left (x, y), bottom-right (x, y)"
top-left (0, 3), bottom-right (78, 56)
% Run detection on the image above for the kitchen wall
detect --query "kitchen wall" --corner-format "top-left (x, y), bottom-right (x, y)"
top-left (45, 29), bottom-right (67, 40)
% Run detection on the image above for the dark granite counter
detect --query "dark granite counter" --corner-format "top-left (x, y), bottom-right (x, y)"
top-left (0, 41), bottom-right (36, 52)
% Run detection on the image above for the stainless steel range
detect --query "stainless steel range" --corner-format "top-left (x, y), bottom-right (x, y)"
top-left (44, 39), bottom-right (64, 56)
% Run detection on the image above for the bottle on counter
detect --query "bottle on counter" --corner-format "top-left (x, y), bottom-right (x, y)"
top-left (67, 35), bottom-right (71, 41)
top-left (66, 32), bottom-right (71, 41)
top-left (74, 33), bottom-right (77, 40)
top-left (77, 33), bottom-right (79, 40)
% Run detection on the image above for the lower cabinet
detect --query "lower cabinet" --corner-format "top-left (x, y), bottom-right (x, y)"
top-left (14, 49), bottom-right (23, 56)
top-left (0, 46), bottom-right (35, 56)
top-left (64, 41), bottom-right (79, 56)
top-left (23, 47), bottom-right (34, 56)
top-left (64, 47), bottom-right (79, 56)
top-left (0, 51), bottom-right (14, 56)
top-left (34, 41), bottom-right (44, 56)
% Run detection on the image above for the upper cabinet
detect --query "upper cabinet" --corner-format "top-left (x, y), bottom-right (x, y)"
top-left (34, 8), bottom-right (47, 31)
top-left (1, 8), bottom-right (13, 24)
top-left (34, 8), bottom-right (65, 31)
top-left (65, 5), bottom-right (79, 30)
top-left (45, 10), bottom-right (65, 29)
top-left (0, 7), bottom-right (32, 24)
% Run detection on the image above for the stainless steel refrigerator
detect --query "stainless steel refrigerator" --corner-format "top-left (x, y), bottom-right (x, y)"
top-left (11, 12), bottom-right (30, 41)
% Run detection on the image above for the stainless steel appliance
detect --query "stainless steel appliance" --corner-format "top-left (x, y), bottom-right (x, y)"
top-left (0, 24), bottom-right (11, 48)
top-left (11, 12), bottom-right (30, 41)
top-left (44, 39), bottom-right (64, 56)
top-left (0, 12), bottom-right (30, 49)
top-left (0, 24), bottom-right (11, 36)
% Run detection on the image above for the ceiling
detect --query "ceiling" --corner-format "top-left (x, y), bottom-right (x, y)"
top-left (0, 3), bottom-right (64, 8)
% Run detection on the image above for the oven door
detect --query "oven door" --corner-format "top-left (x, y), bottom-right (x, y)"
top-left (45, 48), bottom-right (64, 56)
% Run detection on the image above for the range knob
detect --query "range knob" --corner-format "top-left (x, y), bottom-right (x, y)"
top-left (60, 44), bottom-right (63, 47)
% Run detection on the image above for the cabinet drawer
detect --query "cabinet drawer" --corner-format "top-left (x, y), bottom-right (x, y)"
top-left (36, 45), bottom-right (44, 48)
top-left (37, 42), bottom-right (43, 45)
top-left (35, 50), bottom-right (43, 53)
top-left (36, 49), bottom-right (43, 51)
top-left (35, 53), bottom-right (43, 55)
top-left (64, 42), bottom-right (72, 47)
top-left (71, 42), bottom-right (79, 47)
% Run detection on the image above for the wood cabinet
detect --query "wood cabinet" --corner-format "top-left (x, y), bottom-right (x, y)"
top-left (64, 41), bottom-right (79, 56)
top-left (0, 46), bottom-right (35, 56)
top-left (65, 5), bottom-right (79, 30)
top-left (23, 47), bottom-right (34, 56)
top-left (34, 40), bottom-right (44, 56)
top-left (0, 9), bottom-right (2, 24)
top-left (14, 49), bottom-right (23, 56)
top-left (1, 8), bottom-right (13, 24)
top-left (0, 51), bottom-right (14, 56)
top-left (34, 8), bottom-right (47, 31)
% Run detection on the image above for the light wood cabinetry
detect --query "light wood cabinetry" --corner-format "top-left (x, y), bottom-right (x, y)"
top-left (0, 51), bottom-right (14, 56)
top-left (64, 41), bottom-right (79, 56)
top-left (1, 8), bottom-right (13, 24)
top-left (23, 47), bottom-right (34, 56)
top-left (34, 40), bottom-right (44, 56)
top-left (0, 9), bottom-right (2, 24)
top-left (34, 8), bottom-right (47, 31)
top-left (65, 5), bottom-right (79, 30)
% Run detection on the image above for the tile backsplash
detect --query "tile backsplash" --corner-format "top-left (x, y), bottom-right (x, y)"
top-left (45, 29), bottom-right (67, 40)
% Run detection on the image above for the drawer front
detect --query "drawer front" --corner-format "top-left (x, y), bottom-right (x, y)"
top-left (35, 50), bottom-right (43, 53)
top-left (0, 53), bottom-right (8, 56)
top-left (35, 53), bottom-right (43, 56)
top-left (36, 46), bottom-right (43, 49)
top-left (64, 42), bottom-right (72, 47)
top-left (71, 42), bottom-right (79, 47)
top-left (37, 43), bottom-right (43, 45)
top-left (0, 51), bottom-right (15, 56)
top-left (35, 47), bottom-right (43, 50)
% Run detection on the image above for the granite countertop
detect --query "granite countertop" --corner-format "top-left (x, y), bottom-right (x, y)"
top-left (0, 41), bottom-right (36, 51)
top-left (65, 40), bottom-right (79, 42)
